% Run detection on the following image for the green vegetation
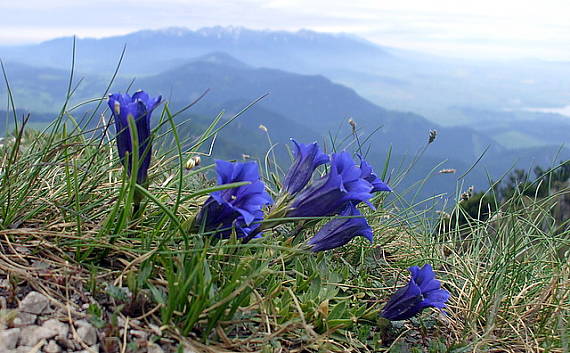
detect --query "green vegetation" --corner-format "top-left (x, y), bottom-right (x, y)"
top-left (0, 87), bottom-right (568, 352)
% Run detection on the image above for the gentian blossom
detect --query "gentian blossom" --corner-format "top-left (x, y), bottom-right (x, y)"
top-left (287, 151), bottom-right (373, 218)
top-left (358, 155), bottom-right (391, 193)
top-left (108, 91), bottom-right (162, 184)
top-left (307, 203), bottom-right (373, 252)
top-left (283, 139), bottom-right (329, 195)
top-left (381, 264), bottom-right (450, 321)
top-left (195, 160), bottom-right (272, 238)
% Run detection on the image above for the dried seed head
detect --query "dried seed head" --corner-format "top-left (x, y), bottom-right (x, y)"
top-left (428, 129), bottom-right (438, 144)
top-left (348, 118), bottom-right (356, 132)
top-left (185, 155), bottom-right (201, 170)
top-left (259, 124), bottom-right (268, 133)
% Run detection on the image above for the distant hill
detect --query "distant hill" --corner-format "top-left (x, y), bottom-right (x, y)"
top-left (137, 53), bottom-right (501, 165)
top-left (0, 62), bottom-right (110, 112)
top-left (450, 106), bottom-right (570, 149)
top-left (0, 27), bottom-right (389, 76)
top-left (0, 53), bottom-right (498, 163)
top-left (3, 53), bottom-right (570, 204)
top-left (3, 26), bottom-right (570, 130)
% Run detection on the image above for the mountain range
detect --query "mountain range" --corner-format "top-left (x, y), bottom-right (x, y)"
top-left (3, 26), bottom-right (570, 127)
top-left (1, 27), bottom-right (570, 203)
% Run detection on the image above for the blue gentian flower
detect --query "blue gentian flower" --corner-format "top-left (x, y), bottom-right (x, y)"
top-left (287, 151), bottom-right (373, 218)
top-left (196, 160), bottom-right (272, 238)
top-left (108, 91), bottom-right (162, 184)
top-left (307, 203), bottom-right (373, 252)
top-left (381, 264), bottom-right (450, 321)
top-left (358, 155), bottom-right (391, 193)
top-left (283, 139), bottom-right (329, 195)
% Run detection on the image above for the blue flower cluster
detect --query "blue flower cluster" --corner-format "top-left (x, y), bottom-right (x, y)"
top-left (190, 138), bottom-right (391, 245)
top-left (283, 139), bottom-right (390, 252)
top-left (189, 140), bottom-right (449, 320)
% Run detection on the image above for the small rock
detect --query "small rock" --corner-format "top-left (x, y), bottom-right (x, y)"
top-left (44, 340), bottom-right (62, 353)
top-left (148, 324), bottom-right (161, 336)
top-left (130, 329), bottom-right (147, 340)
top-left (116, 316), bottom-right (126, 327)
top-left (12, 311), bottom-right (37, 326)
top-left (0, 327), bottom-right (20, 349)
top-left (56, 336), bottom-right (77, 350)
top-left (42, 319), bottom-right (69, 338)
top-left (74, 319), bottom-right (91, 328)
top-left (147, 343), bottom-right (165, 353)
top-left (19, 324), bottom-right (57, 346)
top-left (19, 291), bottom-right (49, 315)
top-left (76, 323), bottom-right (97, 346)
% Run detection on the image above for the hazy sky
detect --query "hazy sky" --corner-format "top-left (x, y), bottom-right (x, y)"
top-left (2, 0), bottom-right (570, 60)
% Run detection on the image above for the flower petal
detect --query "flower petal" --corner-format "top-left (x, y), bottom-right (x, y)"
top-left (283, 139), bottom-right (329, 195)
top-left (381, 279), bottom-right (423, 321)
top-left (307, 203), bottom-right (373, 251)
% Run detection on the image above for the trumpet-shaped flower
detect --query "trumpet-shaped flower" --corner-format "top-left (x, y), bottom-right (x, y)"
top-left (287, 151), bottom-right (373, 218)
top-left (283, 139), bottom-right (329, 195)
top-left (381, 264), bottom-right (450, 321)
top-left (358, 155), bottom-right (391, 193)
top-left (196, 160), bottom-right (272, 238)
top-left (108, 91), bottom-right (162, 184)
top-left (307, 203), bottom-right (373, 252)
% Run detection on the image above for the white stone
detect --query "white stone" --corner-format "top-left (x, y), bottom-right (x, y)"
top-left (12, 311), bottom-right (37, 326)
top-left (42, 319), bottom-right (69, 338)
top-left (76, 323), bottom-right (97, 346)
top-left (10, 346), bottom-right (37, 353)
top-left (0, 327), bottom-right (20, 349)
top-left (148, 324), bottom-right (161, 335)
top-left (44, 340), bottom-right (62, 353)
top-left (19, 324), bottom-right (57, 346)
top-left (130, 329), bottom-right (147, 340)
top-left (74, 319), bottom-right (90, 328)
top-left (19, 292), bottom-right (50, 314)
